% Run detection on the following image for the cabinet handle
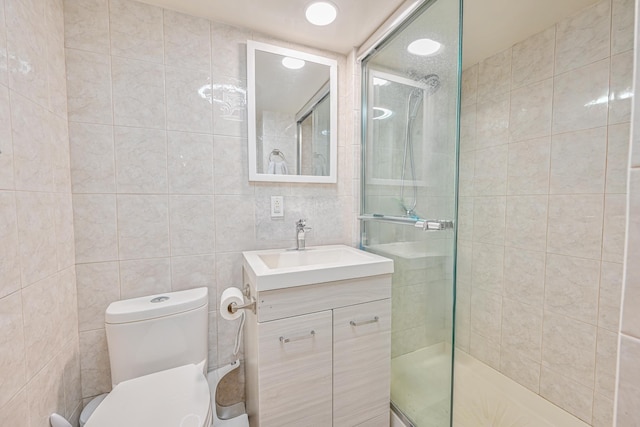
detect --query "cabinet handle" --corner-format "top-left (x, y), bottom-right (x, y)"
top-left (280, 330), bottom-right (315, 344)
top-left (350, 316), bottom-right (379, 327)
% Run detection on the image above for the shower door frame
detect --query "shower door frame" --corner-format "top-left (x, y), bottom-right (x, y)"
top-left (358, 0), bottom-right (463, 425)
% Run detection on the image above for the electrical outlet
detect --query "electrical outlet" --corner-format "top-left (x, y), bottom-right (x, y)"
top-left (270, 196), bottom-right (284, 218)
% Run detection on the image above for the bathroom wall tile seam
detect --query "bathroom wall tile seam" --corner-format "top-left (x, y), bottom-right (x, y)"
top-left (507, 28), bottom-right (538, 386)
top-left (593, 30), bottom-right (613, 354)
top-left (161, 10), bottom-right (173, 291)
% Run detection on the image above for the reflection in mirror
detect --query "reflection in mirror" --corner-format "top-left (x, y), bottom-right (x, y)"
top-left (298, 88), bottom-right (330, 175)
top-left (247, 41), bottom-right (337, 183)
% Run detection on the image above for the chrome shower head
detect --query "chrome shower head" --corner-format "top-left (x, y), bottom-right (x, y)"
top-left (406, 72), bottom-right (440, 119)
top-left (417, 73), bottom-right (440, 94)
top-left (407, 71), bottom-right (440, 93)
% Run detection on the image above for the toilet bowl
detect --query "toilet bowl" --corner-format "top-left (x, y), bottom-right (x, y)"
top-left (81, 361), bottom-right (250, 427)
top-left (85, 364), bottom-right (212, 427)
top-left (79, 288), bottom-right (248, 427)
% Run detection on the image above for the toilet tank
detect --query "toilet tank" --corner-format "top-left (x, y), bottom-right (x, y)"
top-left (105, 287), bottom-right (208, 386)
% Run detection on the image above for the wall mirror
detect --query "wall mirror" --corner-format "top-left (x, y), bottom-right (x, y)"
top-left (247, 40), bottom-right (338, 183)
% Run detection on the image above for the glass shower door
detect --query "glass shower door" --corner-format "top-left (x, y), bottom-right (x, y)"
top-left (360, 0), bottom-right (461, 425)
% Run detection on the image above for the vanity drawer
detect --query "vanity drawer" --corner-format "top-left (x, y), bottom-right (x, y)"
top-left (333, 299), bottom-right (391, 427)
top-left (256, 274), bottom-right (392, 322)
top-left (256, 310), bottom-right (333, 427)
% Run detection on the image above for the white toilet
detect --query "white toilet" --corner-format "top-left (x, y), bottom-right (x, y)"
top-left (83, 287), bottom-right (248, 427)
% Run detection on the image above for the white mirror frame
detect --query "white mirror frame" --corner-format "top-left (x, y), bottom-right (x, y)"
top-left (247, 40), bottom-right (338, 183)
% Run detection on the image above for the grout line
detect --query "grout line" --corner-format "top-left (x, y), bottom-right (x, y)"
top-left (106, 1), bottom-right (123, 304)
top-left (499, 50), bottom-right (515, 369)
top-left (538, 19), bottom-right (558, 396)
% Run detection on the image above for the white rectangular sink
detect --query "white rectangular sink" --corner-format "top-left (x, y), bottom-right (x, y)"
top-left (243, 245), bottom-right (394, 291)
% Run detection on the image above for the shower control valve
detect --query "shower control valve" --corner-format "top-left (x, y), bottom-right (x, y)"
top-left (415, 219), bottom-right (454, 231)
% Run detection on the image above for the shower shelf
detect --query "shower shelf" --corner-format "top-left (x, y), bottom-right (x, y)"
top-left (358, 214), bottom-right (454, 231)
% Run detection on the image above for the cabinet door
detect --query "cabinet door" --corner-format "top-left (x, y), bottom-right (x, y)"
top-left (257, 310), bottom-right (333, 427)
top-left (333, 299), bottom-right (391, 427)
top-left (356, 413), bottom-right (390, 427)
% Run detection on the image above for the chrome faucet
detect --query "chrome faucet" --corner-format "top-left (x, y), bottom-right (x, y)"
top-left (295, 219), bottom-right (312, 250)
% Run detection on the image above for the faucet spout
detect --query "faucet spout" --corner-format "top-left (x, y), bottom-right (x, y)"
top-left (295, 219), bottom-right (312, 250)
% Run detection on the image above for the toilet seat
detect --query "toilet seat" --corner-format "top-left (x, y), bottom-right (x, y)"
top-left (85, 364), bottom-right (212, 427)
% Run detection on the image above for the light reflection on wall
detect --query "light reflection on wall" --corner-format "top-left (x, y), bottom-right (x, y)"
top-left (198, 83), bottom-right (247, 120)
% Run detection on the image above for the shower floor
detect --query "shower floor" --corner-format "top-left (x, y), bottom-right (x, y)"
top-left (392, 344), bottom-right (452, 426)
top-left (391, 345), bottom-right (590, 427)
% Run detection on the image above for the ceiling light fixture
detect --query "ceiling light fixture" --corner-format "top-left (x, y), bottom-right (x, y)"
top-left (282, 57), bottom-right (306, 70)
top-left (305, 1), bottom-right (337, 26)
top-left (407, 38), bottom-right (441, 56)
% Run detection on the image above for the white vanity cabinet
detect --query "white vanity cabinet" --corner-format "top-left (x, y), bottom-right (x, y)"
top-left (251, 310), bottom-right (333, 426)
top-left (243, 270), bottom-right (392, 427)
top-left (333, 299), bottom-right (391, 426)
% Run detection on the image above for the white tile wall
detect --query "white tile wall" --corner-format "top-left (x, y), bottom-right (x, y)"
top-left (511, 26), bottom-right (555, 88)
top-left (457, 0), bottom-right (633, 424)
top-left (616, 336), bottom-right (640, 426)
top-left (111, 58), bottom-right (166, 129)
top-left (0, 0), bottom-right (81, 424)
top-left (65, 49), bottom-right (112, 125)
top-left (554, 0), bottom-right (611, 74)
top-left (506, 137), bottom-right (551, 195)
top-left (109, 0), bottom-right (163, 62)
top-left (69, 123), bottom-right (116, 193)
top-left (549, 127), bottom-right (607, 194)
top-left (509, 78), bottom-right (553, 142)
top-left (615, 0), bottom-right (640, 422)
top-left (63, 0), bottom-right (355, 406)
top-left (552, 59), bottom-right (610, 134)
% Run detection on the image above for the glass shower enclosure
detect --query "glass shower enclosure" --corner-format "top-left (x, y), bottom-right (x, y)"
top-left (359, 0), bottom-right (461, 425)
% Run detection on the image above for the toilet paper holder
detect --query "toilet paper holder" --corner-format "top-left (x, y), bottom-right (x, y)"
top-left (226, 284), bottom-right (256, 315)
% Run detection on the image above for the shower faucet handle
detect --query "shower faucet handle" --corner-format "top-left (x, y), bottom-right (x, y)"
top-left (415, 219), bottom-right (454, 231)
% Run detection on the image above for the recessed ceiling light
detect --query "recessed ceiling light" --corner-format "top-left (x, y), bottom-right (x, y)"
top-left (305, 1), bottom-right (337, 26)
top-left (282, 57), bottom-right (306, 70)
top-left (407, 38), bottom-right (441, 56)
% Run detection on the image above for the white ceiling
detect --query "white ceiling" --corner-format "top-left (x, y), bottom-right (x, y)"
top-left (141, 0), bottom-right (601, 67)
top-left (139, 0), bottom-right (405, 55)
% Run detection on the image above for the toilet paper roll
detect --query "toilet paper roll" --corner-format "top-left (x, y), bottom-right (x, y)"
top-left (220, 287), bottom-right (245, 321)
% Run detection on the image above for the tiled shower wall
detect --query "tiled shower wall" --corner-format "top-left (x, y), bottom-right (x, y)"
top-left (455, 0), bottom-right (633, 424)
top-left (616, 0), bottom-right (640, 424)
top-left (0, 0), bottom-right (82, 425)
top-left (62, 0), bottom-right (357, 405)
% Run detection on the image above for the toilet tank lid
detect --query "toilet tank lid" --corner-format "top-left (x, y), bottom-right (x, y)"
top-left (106, 288), bottom-right (208, 324)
